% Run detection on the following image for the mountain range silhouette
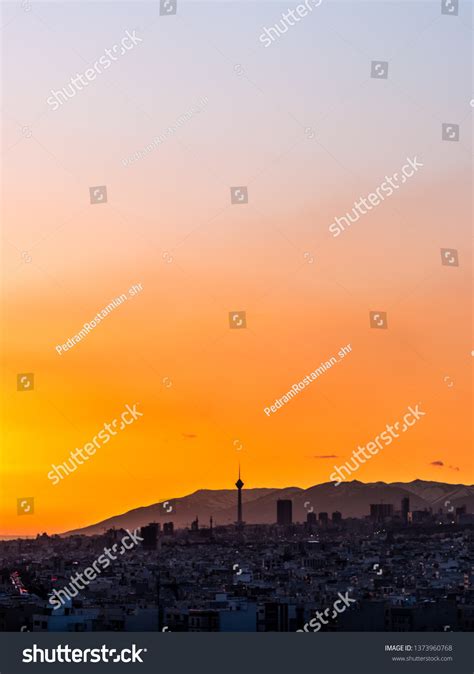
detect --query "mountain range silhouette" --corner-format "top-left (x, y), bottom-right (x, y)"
top-left (62, 479), bottom-right (474, 536)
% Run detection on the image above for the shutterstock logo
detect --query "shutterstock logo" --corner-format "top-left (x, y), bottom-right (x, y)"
top-left (23, 644), bottom-right (146, 664)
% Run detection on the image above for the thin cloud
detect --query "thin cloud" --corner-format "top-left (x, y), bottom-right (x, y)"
top-left (430, 460), bottom-right (444, 467)
top-left (314, 454), bottom-right (338, 459)
top-left (182, 433), bottom-right (197, 439)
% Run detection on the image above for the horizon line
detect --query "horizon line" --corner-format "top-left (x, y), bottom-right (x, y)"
top-left (3, 477), bottom-right (472, 539)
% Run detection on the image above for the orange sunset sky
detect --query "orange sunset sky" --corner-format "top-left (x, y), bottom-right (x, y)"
top-left (1, 0), bottom-right (472, 536)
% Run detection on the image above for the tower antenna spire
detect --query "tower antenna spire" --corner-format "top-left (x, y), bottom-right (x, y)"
top-left (235, 464), bottom-right (244, 528)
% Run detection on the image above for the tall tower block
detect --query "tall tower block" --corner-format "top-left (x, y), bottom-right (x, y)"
top-left (235, 466), bottom-right (244, 527)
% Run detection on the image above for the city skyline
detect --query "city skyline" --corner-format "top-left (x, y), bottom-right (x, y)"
top-left (1, 467), bottom-right (472, 634)
top-left (1, 1), bottom-right (472, 543)
top-left (6, 476), bottom-right (473, 539)
top-left (1, 496), bottom-right (472, 633)
top-left (0, 2), bottom-right (472, 667)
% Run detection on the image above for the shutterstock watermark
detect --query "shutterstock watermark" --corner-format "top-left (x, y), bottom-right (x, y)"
top-left (297, 592), bottom-right (356, 631)
top-left (122, 97), bottom-right (208, 167)
top-left (48, 529), bottom-right (144, 610)
top-left (55, 283), bottom-right (143, 354)
top-left (329, 156), bottom-right (424, 238)
top-left (23, 644), bottom-right (146, 664)
top-left (47, 404), bottom-right (143, 485)
top-left (259, 0), bottom-right (322, 47)
top-left (329, 404), bottom-right (426, 486)
top-left (264, 343), bottom-right (351, 416)
top-left (47, 30), bottom-right (143, 110)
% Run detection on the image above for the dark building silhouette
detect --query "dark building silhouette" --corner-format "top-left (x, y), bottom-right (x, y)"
top-left (277, 499), bottom-right (292, 526)
top-left (408, 509), bottom-right (430, 524)
top-left (318, 512), bottom-right (329, 526)
top-left (456, 506), bottom-right (466, 518)
top-left (163, 522), bottom-right (174, 535)
top-left (235, 466), bottom-right (244, 528)
top-left (401, 497), bottom-right (410, 524)
top-left (191, 516), bottom-right (199, 531)
top-left (105, 528), bottom-right (125, 547)
top-left (306, 512), bottom-right (317, 526)
top-left (370, 503), bottom-right (394, 521)
top-left (332, 511), bottom-right (342, 524)
top-left (141, 523), bottom-right (160, 550)
top-left (258, 602), bottom-right (290, 632)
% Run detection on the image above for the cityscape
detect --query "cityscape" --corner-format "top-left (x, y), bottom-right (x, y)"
top-left (1, 473), bottom-right (473, 633)
top-left (1, 0), bottom-right (471, 670)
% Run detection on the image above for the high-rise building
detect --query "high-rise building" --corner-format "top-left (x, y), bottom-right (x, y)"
top-left (456, 505), bottom-right (466, 517)
top-left (306, 512), bottom-right (317, 526)
top-left (318, 512), bottom-right (329, 526)
top-left (332, 511), bottom-right (342, 524)
top-left (235, 466), bottom-right (244, 528)
top-left (191, 516), bottom-right (199, 531)
top-left (163, 522), bottom-right (174, 535)
top-left (410, 509), bottom-right (430, 523)
top-left (370, 503), bottom-right (394, 521)
top-left (277, 499), bottom-right (292, 526)
top-left (401, 497), bottom-right (410, 524)
top-left (141, 522), bottom-right (160, 550)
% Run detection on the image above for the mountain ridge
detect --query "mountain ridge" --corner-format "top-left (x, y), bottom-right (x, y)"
top-left (62, 479), bottom-right (474, 537)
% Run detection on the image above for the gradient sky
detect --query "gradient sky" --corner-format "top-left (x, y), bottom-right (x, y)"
top-left (1, 0), bottom-right (472, 536)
